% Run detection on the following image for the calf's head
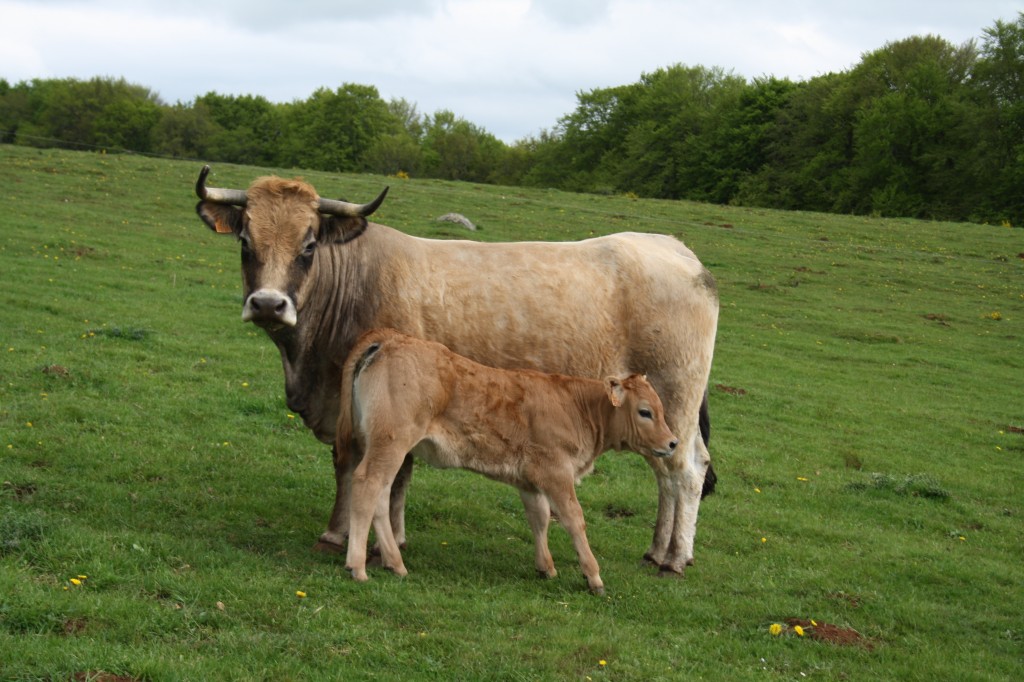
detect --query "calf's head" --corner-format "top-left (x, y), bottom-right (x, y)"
top-left (194, 166), bottom-right (387, 330)
top-left (605, 375), bottom-right (678, 458)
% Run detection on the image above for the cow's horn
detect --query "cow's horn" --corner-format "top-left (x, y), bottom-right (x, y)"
top-left (195, 165), bottom-right (248, 205)
top-left (317, 187), bottom-right (389, 218)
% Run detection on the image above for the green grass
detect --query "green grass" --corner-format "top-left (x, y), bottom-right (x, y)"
top-left (1, 145), bottom-right (1022, 681)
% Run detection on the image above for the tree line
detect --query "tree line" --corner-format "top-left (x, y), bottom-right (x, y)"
top-left (1, 13), bottom-right (1020, 225)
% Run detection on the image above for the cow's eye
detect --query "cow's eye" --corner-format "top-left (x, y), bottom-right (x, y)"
top-left (301, 241), bottom-right (316, 258)
top-left (639, 409), bottom-right (653, 420)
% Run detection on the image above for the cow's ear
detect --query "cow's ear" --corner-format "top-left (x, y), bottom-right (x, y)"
top-left (196, 202), bottom-right (242, 235)
top-left (320, 215), bottom-right (368, 245)
top-left (604, 377), bottom-right (626, 408)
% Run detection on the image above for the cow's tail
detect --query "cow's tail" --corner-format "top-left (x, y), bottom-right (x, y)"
top-left (699, 388), bottom-right (717, 498)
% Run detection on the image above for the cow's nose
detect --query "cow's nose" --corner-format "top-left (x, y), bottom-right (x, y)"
top-left (243, 289), bottom-right (297, 327)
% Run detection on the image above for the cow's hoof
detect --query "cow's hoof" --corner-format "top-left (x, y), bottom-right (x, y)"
top-left (656, 564), bottom-right (686, 579)
top-left (536, 568), bottom-right (558, 579)
top-left (313, 540), bottom-right (346, 554)
top-left (589, 585), bottom-right (606, 596)
top-left (642, 552), bottom-right (664, 567)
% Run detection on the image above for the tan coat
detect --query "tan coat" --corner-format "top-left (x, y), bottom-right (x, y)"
top-left (339, 329), bottom-right (678, 594)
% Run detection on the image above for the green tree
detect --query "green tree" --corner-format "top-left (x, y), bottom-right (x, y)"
top-left (421, 110), bottom-right (505, 182)
top-left (840, 35), bottom-right (981, 219)
top-left (195, 92), bottom-right (282, 165)
top-left (974, 13), bottom-right (1024, 224)
top-left (153, 101), bottom-right (218, 159)
top-left (11, 77), bottom-right (162, 152)
top-left (280, 84), bottom-right (394, 172)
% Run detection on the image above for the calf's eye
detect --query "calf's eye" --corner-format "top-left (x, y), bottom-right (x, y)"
top-left (639, 409), bottom-right (653, 420)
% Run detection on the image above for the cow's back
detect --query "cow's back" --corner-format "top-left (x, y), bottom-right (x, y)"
top-left (379, 230), bottom-right (716, 383)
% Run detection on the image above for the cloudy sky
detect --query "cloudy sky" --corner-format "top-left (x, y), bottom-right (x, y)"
top-left (1, 0), bottom-right (1019, 142)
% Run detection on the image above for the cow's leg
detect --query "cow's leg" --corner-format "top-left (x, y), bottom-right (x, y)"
top-left (644, 422), bottom-right (708, 575)
top-left (345, 445), bottom-right (409, 582)
top-left (317, 442), bottom-right (358, 551)
top-left (388, 454), bottom-right (414, 548)
top-left (519, 489), bottom-right (556, 579)
top-left (644, 467), bottom-right (677, 568)
top-left (545, 482), bottom-right (603, 595)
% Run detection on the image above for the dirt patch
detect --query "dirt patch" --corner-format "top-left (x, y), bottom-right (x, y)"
top-left (785, 618), bottom-right (874, 650)
top-left (924, 313), bottom-right (951, 326)
top-left (63, 618), bottom-right (88, 635)
top-left (2, 481), bottom-right (37, 501)
top-left (42, 364), bottom-right (71, 377)
top-left (827, 590), bottom-right (863, 608)
top-left (72, 673), bottom-right (140, 682)
top-left (715, 384), bottom-right (747, 396)
top-left (1006, 425), bottom-right (1023, 435)
top-left (603, 504), bottom-right (636, 519)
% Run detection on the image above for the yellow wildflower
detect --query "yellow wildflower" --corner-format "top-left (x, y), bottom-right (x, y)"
top-left (69, 578), bottom-right (82, 586)
top-left (794, 625), bottom-right (805, 637)
top-left (769, 623), bottom-right (783, 636)
top-left (296, 590), bottom-right (307, 598)
top-left (598, 660), bottom-right (607, 667)
top-left (796, 476), bottom-right (809, 481)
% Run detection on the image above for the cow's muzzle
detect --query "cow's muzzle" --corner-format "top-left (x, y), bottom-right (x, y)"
top-left (242, 289), bottom-right (297, 328)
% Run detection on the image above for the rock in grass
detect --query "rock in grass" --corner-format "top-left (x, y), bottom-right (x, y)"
top-left (436, 213), bottom-right (476, 231)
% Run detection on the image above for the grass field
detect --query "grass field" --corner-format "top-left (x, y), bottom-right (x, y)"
top-left (1, 145), bottom-right (1022, 681)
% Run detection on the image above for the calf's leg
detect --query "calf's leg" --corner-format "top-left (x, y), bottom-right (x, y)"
top-left (319, 447), bottom-right (413, 554)
top-left (388, 455), bottom-right (414, 548)
top-left (371, 480), bottom-right (408, 577)
top-left (346, 445), bottom-right (411, 582)
top-left (518, 489), bottom-right (556, 578)
top-left (544, 482), bottom-right (604, 595)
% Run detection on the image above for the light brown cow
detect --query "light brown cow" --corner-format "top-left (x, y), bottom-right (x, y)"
top-left (194, 167), bottom-right (718, 575)
top-left (339, 329), bottom-right (678, 594)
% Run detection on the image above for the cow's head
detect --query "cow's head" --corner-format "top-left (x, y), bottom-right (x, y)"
top-left (195, 165), bottom-right (388, 330)
top-left (605, 374), bottom-right (678, 458)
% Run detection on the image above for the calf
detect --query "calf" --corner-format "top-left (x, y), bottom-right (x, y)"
top-left (338, 329), bottom-right (678, 594)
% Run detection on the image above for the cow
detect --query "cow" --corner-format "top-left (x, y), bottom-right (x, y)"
top-left (194, 165), bottom-right (719, 575)
top-left (339, 329), bottom-right (679, 595)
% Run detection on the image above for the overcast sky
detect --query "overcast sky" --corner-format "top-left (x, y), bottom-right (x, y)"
top-left (2, 0), bottom-right (1020, 142)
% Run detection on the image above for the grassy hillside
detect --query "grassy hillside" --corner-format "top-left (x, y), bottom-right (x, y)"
top-left (1, 145), bottom-right (1021, 681)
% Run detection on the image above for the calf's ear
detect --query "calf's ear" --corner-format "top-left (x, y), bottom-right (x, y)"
top-left (604, 377), bottom-right (626, 408)
top-left (196, 202), bottom-right (243, 235)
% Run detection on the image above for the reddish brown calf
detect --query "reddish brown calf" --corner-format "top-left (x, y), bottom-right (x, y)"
top-left (338, 329), bottom-right (678, 594)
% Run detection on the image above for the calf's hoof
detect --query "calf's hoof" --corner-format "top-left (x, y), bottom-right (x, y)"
top-left (388, 564), bottom-right (409, 578)
top-left (536, 568), bottom-right (558, 580)
top-left (589, 584), bottom-right (606, 596)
